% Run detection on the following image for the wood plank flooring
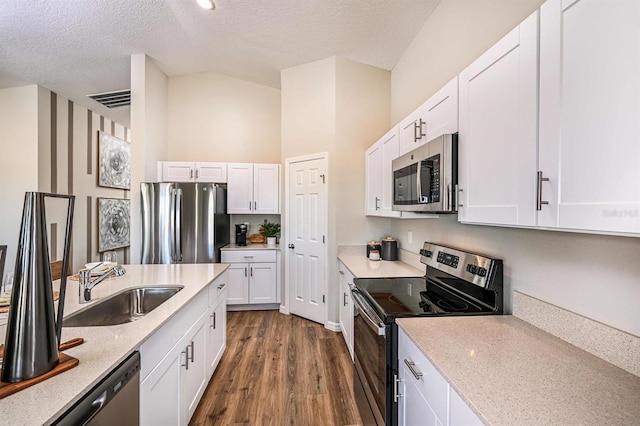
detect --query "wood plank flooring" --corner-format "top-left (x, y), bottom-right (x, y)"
top-left (190, 311), bottom-right (363, 426)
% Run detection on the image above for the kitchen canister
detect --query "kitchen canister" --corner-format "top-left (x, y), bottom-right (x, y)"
top-left (381, 237), bottom-right (398, 261)
top-left (366, 241), bottom-right (381, 258)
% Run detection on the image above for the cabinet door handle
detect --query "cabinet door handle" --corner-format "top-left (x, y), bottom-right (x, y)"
top-left (455, 184), bottom-right (464, 208)
top-left (182, 348), bottom-right (189, 370)
top-left (413, 121), bottom-right (420, 143)
top-left (244, 267), bottom-right (247, 277)
top-left (375, 197), bottom-right (380, 210)
top-left (338, 270), bottom-right (345, 275)
top-left (250, 267), bottom-right (253, 277)
top-left (536, 171), bottom-right (550, 211)
top-left (211, 312), bottom-right (216, 329)
top-left (404, 359), bottom-right (423, 380)
top-left (343, 292), bottom-right (348, 307)
top-left (217, 282), bottom-right (226, 290)
top-left (393, 374), bottom-right (402, 402)
top-left (190, 169), bottom-right (194, 179)
top-left (418, 119), bottom-right (426, 140)
top-left (188, 341), bottom-right (195, 363)
top-left (249, 201), bottom-right (252, 211)
top-left (195, 169), bottom-right (199, 179)
top-left (254, 201), bottom-right (257, 210)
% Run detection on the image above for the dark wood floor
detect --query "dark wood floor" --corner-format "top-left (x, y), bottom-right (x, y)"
top-left (190, 311), bottom-right (363, 426)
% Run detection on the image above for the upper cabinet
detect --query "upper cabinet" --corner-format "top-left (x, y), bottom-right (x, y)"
top-left (399, 77), bottom-right (459, 156)
top-left (227, 163), bottom-right (280, 214)
top-left (538, 0), bottom-right (640, 234)
top-left (458, 11), bottom-right (539, 226)
top-left (160, 162), bottom-right (227, 183)
top-left (365, 127), bottom-right (401, 218)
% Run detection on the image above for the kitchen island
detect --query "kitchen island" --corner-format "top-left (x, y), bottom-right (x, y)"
top-left (0, 263), bottom-right (228, 425)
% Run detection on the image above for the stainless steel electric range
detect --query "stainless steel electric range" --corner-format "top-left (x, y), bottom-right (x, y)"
top-left (350, 242), bottom-right (504, 426)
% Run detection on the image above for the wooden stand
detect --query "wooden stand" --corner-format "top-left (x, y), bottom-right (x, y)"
top-left (0, 338), bottom-right (84, 399)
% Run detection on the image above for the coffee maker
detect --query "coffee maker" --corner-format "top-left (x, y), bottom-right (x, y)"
top-left (235, 224), bottom-right (247, 246)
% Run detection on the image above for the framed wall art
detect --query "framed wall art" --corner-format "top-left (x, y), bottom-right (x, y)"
top-left (98, 131), bottom-right (131, 190)
top-left (98, 198), bottom-right (130, 252)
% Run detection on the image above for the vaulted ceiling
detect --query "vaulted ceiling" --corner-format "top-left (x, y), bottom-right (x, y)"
top-left (0, 0), bottom-right (440, 126)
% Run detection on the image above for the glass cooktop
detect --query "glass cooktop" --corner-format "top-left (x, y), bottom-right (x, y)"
top-left (355, 276), bottom-right (490, 318)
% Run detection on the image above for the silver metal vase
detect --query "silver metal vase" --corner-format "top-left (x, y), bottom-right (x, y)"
top-left (1, 192), bottom-right (74, 383)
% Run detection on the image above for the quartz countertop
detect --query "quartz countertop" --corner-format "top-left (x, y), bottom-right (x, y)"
top-left (0, 263), bottom-right (228, 425)
top-left (397, 316), bottom-right (640, 425)
top-left (222, 243), bottom-right (280, 250)
top-left (338, 254), bottom-right (424, 278)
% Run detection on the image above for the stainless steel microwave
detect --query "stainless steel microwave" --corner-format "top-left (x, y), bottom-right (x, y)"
top-left (392, 133), bottom-right (458, 213)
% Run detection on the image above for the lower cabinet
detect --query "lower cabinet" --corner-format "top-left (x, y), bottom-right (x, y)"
top-left (139, 272), bottom-right (228, 426)
top-left (398, 327), bottom-right (482, 426)
top-left (338, 261), bottom-right (354, 361)
top-left (221, 249), bottom-right (279, 307)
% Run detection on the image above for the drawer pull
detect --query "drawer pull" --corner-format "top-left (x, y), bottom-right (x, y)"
top-left (217, 282), bottom-right (226, 290)
top-left (182, 349), bottom-right (189, 370)
top-left (404, 359), bottom-right (423, 380)
top-left (244, 256), bottom-right (254, 259)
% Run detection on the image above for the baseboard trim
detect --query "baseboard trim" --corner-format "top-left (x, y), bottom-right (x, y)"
top-left (228, 303), bottom-right (280, 312)
top-left (325, 320), bottom-right (341, 333)
top-left (279, 305), bottom-right (290, 315)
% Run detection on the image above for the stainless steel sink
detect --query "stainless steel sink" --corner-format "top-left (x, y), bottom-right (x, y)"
top-left (63, 286), bottom-right (184, 327)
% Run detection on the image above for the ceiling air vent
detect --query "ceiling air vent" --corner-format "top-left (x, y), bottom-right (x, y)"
top-left (87, 89), bottom-right (130, 108)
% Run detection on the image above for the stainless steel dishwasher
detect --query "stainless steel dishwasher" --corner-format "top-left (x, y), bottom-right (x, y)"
top-left (52, 351), bottom-right (140, 425)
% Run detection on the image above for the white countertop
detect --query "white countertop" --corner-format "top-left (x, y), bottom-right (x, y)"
top-left (222, 243), bottom-right (280, 250)
top-left (0, 263), bottom-right (228, 425)
top-left (398, 316), bottom-right (640, 425)
top-left (337, 254), bottom-right (424, 278)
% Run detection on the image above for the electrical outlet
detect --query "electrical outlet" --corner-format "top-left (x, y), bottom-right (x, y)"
top-left (408, 230), bottom-right (413, 244)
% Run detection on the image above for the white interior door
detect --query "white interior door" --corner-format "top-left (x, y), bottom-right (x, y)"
top-left (286, 154), bottom-right (327, 325)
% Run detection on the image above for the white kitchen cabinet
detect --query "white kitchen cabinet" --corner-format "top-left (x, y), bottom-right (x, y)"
top-left (338, 261), bottom-right (354, 361)
top-left (397, 327), bottom-right (482, 426)
top-left (227, 163), bottom-right (280, 214)
top-left (160, 161), bottom-right (227, 183)
top-left (206, 289), bottom-right (227, 376)
top-left (398, 77), bottom-right (459, 157)
top-left (365, 127), bottom-right (401, 218)
top-left (140, 272), bottom-right (228, 426)
top-left (398, 104), bottom-right (428, 157)
top-left (422, 77), bottom-right (458, 143)
top-left (458, 11), bottom-right (539, 226)
top-left (538, 0), bottom-right (640, 234)
top-left (182, 312), bottom-right (208, 424)
top-left (221, 249), bottom-right (279, 307)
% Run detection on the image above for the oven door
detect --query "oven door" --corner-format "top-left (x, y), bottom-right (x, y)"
top-left (351, 288), bottom-right (387, 425)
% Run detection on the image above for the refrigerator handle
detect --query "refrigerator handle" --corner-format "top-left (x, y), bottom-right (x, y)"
top-left (169, 189), bottom-right (177, 262)
top-left (175, 188), bottom-right (183, 262)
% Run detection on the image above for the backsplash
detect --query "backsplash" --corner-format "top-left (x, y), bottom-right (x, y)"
top-left (229, 214), bottom-right (280, 244)
top-left (513, 291), bottom-right (640, 378)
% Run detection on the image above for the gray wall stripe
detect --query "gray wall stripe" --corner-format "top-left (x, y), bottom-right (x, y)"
top-left (51, 92), bottom-right (57, 194)
top-left (68, 100), bottom-right (73, 195)
top-left (100, 116), bottom-right (104, 132)
top-left (110, 121), bottom-right (115, 135)
top-left (87, 110), bottom-right (92, 175)
top-left (51, 223), bottom-right (57, 261)
top-left (124, 127), bottom-right (128, 141)
top-left (86, 196), bottom-right (92, 261)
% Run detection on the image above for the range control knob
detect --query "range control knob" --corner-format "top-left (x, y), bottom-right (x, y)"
top-left (420, 249), bottom-right (432, 257)
top-left (466, 264), bottom-right (478, 274)
top-left (476, 267), bottom-right (487, 277)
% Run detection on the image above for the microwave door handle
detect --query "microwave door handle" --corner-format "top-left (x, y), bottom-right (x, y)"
top-left (416, 163), bottom-right (422, 204)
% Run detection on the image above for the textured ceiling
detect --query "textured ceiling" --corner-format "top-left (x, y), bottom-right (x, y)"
top-left (0, 0), bottom-right (440, 126)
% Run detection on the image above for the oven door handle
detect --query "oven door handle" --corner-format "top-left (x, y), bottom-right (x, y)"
top-left (351, 288), bottom-right (386, 336)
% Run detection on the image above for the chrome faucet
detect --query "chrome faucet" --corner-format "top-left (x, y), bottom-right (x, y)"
top-left (78, 265), bottom-right (126, 303)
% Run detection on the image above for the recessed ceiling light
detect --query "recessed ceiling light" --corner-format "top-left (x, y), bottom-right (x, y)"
top-left (196, 0), bottom-right (215, 10)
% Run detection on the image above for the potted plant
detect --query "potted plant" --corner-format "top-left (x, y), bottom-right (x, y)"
top-left (259, 220), bottom-right (281, 246)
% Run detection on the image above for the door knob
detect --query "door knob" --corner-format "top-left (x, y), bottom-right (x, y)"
top-left (288, 244), bottom-right (295, 249)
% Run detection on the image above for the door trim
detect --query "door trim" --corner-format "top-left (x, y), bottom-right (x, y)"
top-left (283, 152), bottom-right (329, 325)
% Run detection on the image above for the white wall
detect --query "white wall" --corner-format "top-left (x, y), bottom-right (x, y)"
top-left (167, 72), bottom-right (281, 163)
top-left (281, 56), bottom-right (392, 324)
top-left (389, 0), bottom-right (640, 337)
top-left (0, 85), bottom-right (39, 273)
top-left (130, 54), bottom-right (168, 264)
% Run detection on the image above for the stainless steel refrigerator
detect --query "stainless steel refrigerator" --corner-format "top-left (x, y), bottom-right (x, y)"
top-left (140, 182), bottom-right (229, 264)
